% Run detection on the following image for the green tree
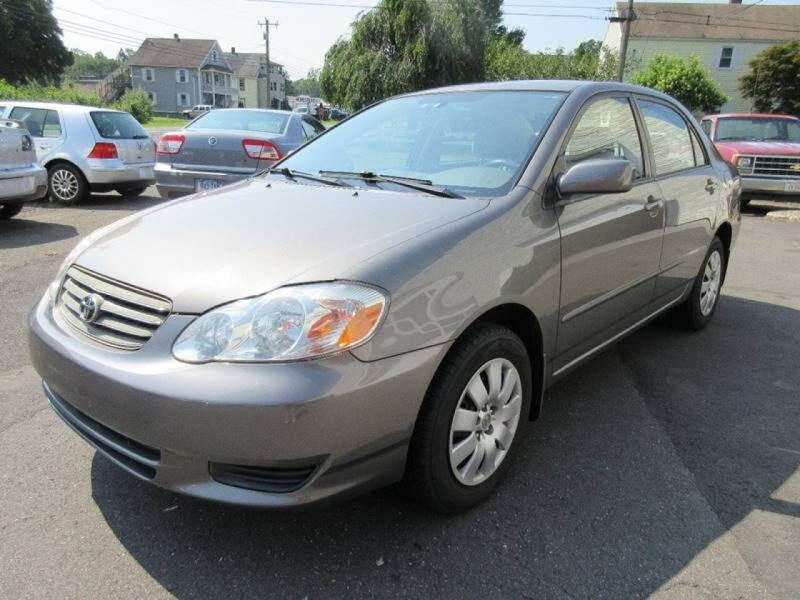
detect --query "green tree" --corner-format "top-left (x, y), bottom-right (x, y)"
top-left (631, 55), bottom-right (728, 113)
top-left (484, 38), bottom-right (617, 82)
top-left (111, 88), bottom-right (154, 124)
top-left (0, 0), bottom-right (72, 84)
top-left (320, 0), bottom-right (490, 110)
top-left (64, 49), bottom-right (121, 80)
top-left (292, 68), bottom-right (322, 98)
top-left (740, 40), bottom-right (800, 115)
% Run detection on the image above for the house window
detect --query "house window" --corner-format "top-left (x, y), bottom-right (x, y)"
top-left (146, 91), bottom-right (157, 104)
top-left (143, 68), bottom-right (154, 82)
top-left (239, 78), bottom-right (245, 91)
top-left (176, 69), bottom-right (187, 83)
top-left (203, 72), bottom-right (210, 84)
top-left (225, 74), bottom-right (231, 87)
top-left (211, 50), bottom-right (218, 62)
top-left (271, 82), bottom-right (277, 91)
top-left (719, 46), bottom-right (734, 69)
top-left (177, 92), bottom-right (189, 106)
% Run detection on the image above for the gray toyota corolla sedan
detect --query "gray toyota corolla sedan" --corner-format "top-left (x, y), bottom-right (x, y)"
top-left (29, 81), bottom-right (740, 512)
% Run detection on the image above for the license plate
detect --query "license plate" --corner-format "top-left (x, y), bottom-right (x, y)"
top-left (139, 167), bottom-right (153, 179)
top-left (196, 179), bottom-right (221, 192)
top-left (0, 175), bottom-right (35, 199)
top-left (784, 181), bottom-right (800, 193)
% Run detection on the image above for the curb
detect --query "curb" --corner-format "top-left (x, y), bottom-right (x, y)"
top-left (765, 210), bottom-right (800, 223)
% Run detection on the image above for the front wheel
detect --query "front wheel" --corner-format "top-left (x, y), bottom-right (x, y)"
top-left (406, 323), bottom-right (532, 513)
top-left (676, 237), bottom-right (725, 330)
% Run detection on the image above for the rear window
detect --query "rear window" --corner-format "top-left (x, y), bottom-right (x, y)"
top-left (187, 110), bottom-right (289, 134)
top-left (91, 111), bottom-right (149, 139)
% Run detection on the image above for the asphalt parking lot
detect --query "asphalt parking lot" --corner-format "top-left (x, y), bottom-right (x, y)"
top-left (1, 190), bottom-right (798, 599)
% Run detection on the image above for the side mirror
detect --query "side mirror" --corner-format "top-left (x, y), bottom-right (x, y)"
top-left (557, 158), bottom-right (635, 197)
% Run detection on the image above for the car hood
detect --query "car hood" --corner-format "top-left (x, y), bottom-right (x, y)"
top-left (715, 140), bottom-right (800, 161)
top-left (74, 179), bottom-right (490, 312)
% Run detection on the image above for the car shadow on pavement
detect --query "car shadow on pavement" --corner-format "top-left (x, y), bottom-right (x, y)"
top-left (78, 192), bottom-right (167, 211)
top-left (0, 218), bottom-right (77, 250)
top-left (90, 295), bottom-right (799, 599)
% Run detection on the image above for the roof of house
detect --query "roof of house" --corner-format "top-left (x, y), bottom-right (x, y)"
top-left (225, 52), bottom-right (283, 78)
top-left (616, 2), bottom-right (800, 41)
top-left (127, 38), bottom-right (218, 68)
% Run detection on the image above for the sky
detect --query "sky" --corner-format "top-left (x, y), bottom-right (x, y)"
top-left (52, 0), bottom-right (797, 80)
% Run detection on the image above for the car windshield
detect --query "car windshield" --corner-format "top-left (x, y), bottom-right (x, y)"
top-left (715, 117), bottom-right (800, 142)
top-left (90, 111), bottom-right (149, 139)
top-left (187, 110), bottom-right (289, 134)
top-left (276, 90), bottom-right (567, 197)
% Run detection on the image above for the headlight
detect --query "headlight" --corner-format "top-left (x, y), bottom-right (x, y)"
top-left (172, 282), bottom-right (388, 363)
top-left (735, 156), bottom-right (753, 168)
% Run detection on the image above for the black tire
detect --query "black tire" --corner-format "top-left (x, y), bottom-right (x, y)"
top-left (48, 163), bottom-right (88, 205)
top-left (676, 237), bottom-right (726, 331)
top-left (115, 186), bottom-right (148, 197)
top-left (405, 323), bottom-right (532, 513)
top-left (0, 202), bottom-right (24, 220)
top-left (740, 198), bottom-right (750, 211)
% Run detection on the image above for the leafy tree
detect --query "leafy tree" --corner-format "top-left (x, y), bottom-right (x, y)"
top-left (484, 38), bottom-right (618, 82)
top-left (0, 0), bottom-right (72, 84)
top-left (64, 49), bottom-right (121, 80)
top-left (111, 88), bottom-right (154, 124)
top-left (740, 40), bottom-right (800, 115)
top-left (320, 0), bottom-right (490, 110)
top-left (291, 68), bottom-right (322, 98)
top-left (631, 55), bottom-right (728, 113)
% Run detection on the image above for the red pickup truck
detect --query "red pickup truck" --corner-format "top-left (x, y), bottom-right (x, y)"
top-left (700, 113), bottom-right (800, 207)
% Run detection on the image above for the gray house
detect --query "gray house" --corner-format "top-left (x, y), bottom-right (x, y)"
top-left (127, 35), bottom-right (239, 115)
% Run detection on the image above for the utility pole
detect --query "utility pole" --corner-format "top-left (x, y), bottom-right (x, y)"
top-left (259, 18), bottom-right (278, 108)
top-left (611, 0), bottom-right (635, 82)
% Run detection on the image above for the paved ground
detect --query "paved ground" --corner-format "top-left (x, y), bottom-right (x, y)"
top-left (1, 191), bottom-right (798, 599)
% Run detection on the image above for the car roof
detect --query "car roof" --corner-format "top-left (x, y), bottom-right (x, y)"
top-left (402, 79), bottom-right (664, 97)
top-left (708, 113), bottom-right (799, 120)
top-left (0, 100), bottom-right (124, 115)
top-left (211, 108), bottom-right (294, 115)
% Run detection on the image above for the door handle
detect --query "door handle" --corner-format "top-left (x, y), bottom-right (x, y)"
top-left (705, 179), bottom-right (717, 194)
top-left (644, 195), bottom-right (661, 214)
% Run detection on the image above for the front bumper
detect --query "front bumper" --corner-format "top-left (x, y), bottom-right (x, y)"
top-left (29, 294), bottom-right (447, 507)
top-left (85, 161), bottom-right (155, 191)
top-left (0, 163), bottom-right (47, 203)
top-left (741, 176), bottom-right (800, 197)
top-left (154, 162), bottom-right (253, 197)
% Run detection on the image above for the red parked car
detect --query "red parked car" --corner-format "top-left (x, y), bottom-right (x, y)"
top-left (700, 113), bottom-right (800, 207)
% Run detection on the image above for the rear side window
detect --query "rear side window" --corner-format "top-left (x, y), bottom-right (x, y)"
top-left (300, 117), bottom-right (325, 140)
top-left (187, 110), bottom-right (288, 134)
top-left (10, 107), bottom-right (61, 138)
top-left (91, 111), bottom-right (149, 139)
top-left (638, 100), bottom-right (695, 175)
top-left (565, 96), bottom-right (645, 179)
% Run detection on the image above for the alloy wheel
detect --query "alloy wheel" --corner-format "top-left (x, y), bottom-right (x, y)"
top-left (700, 250), bottom-right (722, 316)
top-left (51, 169), bottom-right (79, 202)
top-left (449, 358), bottom-right (522, 486)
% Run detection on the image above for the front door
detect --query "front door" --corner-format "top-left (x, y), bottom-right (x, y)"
top-left (553, 95), bottom-right (665, 373)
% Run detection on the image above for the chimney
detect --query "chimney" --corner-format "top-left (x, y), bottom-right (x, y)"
top-left (231, 47), bottom-right (236, 54)
top-left (173, 33), bottom-right (179, 41)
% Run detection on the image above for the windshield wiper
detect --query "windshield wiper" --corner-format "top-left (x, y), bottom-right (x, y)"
top-left (268, 167), bottom-right (353, 188)
top-left (319, 170), bottom-right (463, 198)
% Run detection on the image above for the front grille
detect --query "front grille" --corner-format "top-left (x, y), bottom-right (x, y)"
top-left (45, 382), bottom-right (161, 480)
top-left (209, 462), bottom-right (317, 493)
top-left (752, 155), bottom-right (800, 178)
top-left (58, 266), bottom-right (172, 350)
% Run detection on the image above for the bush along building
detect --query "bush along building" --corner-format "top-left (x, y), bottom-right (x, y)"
top-left (126, 35), bottom-right (239, 115)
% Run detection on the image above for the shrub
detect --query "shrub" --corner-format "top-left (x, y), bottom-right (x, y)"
top-left (0, 78), bottom-right (101, 106)
top-left (631, 55), bottom-right (728, 114)
top-left (111, 88), bottom-right (154, 124)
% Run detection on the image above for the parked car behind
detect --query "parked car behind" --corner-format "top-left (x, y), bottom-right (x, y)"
top-left (701, 113), bottom-right (800, 206)
top-left (29, 81), bottom-right (740, 513)
top-left (0, 119), bottom-right (47, 219)
top-left (182, 105), bottom-right (213, 119)
top-left (154, 108), bottom-right (325, 197)
top-left (0, 102), bottom-right (156, 204)
top-left (330, 108), bottom-right (348, 121)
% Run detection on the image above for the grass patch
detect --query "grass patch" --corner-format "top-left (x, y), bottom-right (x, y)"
top-left (145, 116), bottom-right (187, 129)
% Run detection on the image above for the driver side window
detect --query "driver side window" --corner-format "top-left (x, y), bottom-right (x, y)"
top-left (565, 97), bottom-right (644, 179)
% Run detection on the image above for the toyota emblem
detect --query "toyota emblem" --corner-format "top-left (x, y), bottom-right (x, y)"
top-left (208, 136), bottom-right (218, 146)
top-left (79, 294), bottom-right (103, 323)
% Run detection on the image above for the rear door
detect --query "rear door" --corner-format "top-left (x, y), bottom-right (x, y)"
top-left (88, 110), bottom-right (155, 166)
top-left (553, 95), bottom-right (665, 372)
top-left (8, 106), bottom-right (64, 162)
top-left (635, 98), bottom-right (719, 306)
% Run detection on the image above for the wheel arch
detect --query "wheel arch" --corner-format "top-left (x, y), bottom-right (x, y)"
top-left (715, 220), bottom-right (733, 282)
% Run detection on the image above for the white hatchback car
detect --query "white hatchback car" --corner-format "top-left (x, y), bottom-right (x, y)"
top-left (0, 102), bottom-right (156, 204)
top-left (0, 119), bottom-right (47, 219)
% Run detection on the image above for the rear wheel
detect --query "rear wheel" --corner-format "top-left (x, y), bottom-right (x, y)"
top-left (48, 163), bottom-right (87, 205)
top-left (115, 186), bottom-right (148, 197)
top-left (676, 237), bottom-right (725, 330)
top-left (0, 202), bottom-right (24, 220)
top-left (406, 323), bottom-right (532, 513)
